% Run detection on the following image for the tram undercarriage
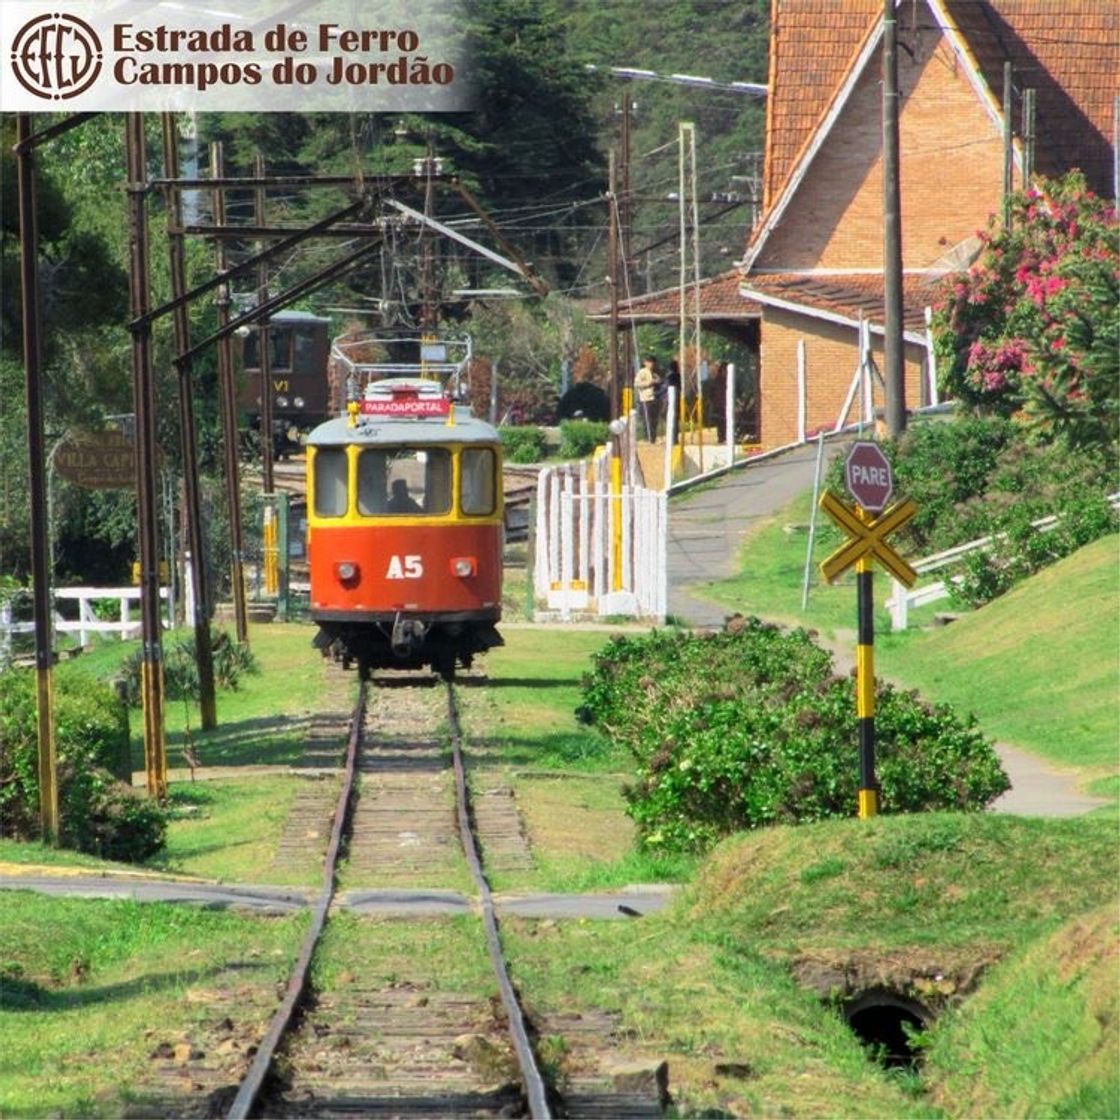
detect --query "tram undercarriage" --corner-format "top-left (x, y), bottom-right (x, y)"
top-left (313, 611), bottom-right (503, 679)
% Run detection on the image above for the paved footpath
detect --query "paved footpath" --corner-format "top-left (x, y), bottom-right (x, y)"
top-left (667, 442), bottom-right (1108, 818)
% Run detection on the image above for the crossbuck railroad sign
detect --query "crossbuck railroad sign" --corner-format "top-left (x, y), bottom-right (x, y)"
top-left (818, 491), bottom-right (919, 586)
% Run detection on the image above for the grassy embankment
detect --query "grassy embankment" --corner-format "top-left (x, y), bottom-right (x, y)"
top-left (507, 809), bottom-right (1117, 1117)
top-left (700, 487), bottom-right (1119, 801)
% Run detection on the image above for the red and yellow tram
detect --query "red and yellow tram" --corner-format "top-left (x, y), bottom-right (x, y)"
top-left (306, 378), bottom-right (503, 677)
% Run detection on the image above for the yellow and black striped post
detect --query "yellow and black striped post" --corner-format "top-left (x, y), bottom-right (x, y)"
top-left (818, 490), bottom-right (919, 822)
top-left (856, 552), bottom-right (878, 819)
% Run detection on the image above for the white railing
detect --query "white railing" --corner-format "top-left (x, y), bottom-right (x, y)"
top-left (533, 416), bottom-right (668, 622)
top-left (1, 586), bottom-right (172, 661)
top-left (886, 493), bottom-right (1120, 630)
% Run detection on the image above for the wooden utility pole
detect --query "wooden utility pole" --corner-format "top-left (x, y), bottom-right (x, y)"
top-left (607, 149), bottom-right (620, 419)
top-left (15, 114), bottom-right (59, 840)
top-left (210, 142), bottom-right (250, 645)
top-left (618, 85), bottom-right (634, 387)
top-left (161, 114), bottom-right (217, 730)
top-left (125, 113), bottom-right (168, 798)
top-left (1002, 61), bottom-right (1014, 229)
top-left (882, 0), bottom-right (906, 437)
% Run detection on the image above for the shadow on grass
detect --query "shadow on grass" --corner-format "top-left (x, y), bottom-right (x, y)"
top-left (460, 677), bottom-right (584, 690)
top-left (468, 731), bottom-right (628, 770)
top-left (132, 712), bottom-right (350, 769)
top-left (0, 959), bottom-right (270, 1013)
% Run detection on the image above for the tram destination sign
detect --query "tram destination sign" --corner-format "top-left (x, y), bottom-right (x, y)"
top-left (360, 392), bottom-right (450, 417)
top-left (845, 441), bottom-right (893, 512)
top-left (53, 429), bottom-right (136, 489)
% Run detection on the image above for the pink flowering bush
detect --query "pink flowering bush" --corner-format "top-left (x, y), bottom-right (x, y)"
top-left (933, 173), bottom-right (1118, 448)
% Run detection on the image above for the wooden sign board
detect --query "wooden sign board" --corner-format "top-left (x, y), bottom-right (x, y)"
top-left (53, 429), bottom-right (135, 489)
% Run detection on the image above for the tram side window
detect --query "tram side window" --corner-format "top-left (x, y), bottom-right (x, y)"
top-left (292, 328), bottom-right (317, 372)
top-left (460, 448), bottom-right (496, 515)
top-left (313, 448), bottom-right (348, 517)
top-left (244, 328), bottom-right (292, 372)
top-left (357, 448), bottom-right (451, 516)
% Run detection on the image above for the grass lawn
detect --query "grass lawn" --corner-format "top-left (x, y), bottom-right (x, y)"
top-left (0, 892), bottom-right (306, 1117)
top-left (880, 535), bottom-right (1119, 776)
top-left (152, 621), bottom-right (356, 770)
top-left (457, 627), bottom-right (696, 891)
top-left (695, 486), bottom-right (904, 636)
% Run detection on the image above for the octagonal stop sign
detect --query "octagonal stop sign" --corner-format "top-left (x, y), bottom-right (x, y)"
top-left (845, 442), bottom-right (893, 512)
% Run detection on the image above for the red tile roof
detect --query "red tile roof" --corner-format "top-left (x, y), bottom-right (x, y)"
top-left (941, 0), bottom-right (1119, 196)
top-left (763, 0), bottom-right (880, 211)
top-left (739, 272), bottom-right (941, 336)
top-left (756, 1), bottom-right (1118, 264)
top-left (589, 270), bottom-right (761, 322)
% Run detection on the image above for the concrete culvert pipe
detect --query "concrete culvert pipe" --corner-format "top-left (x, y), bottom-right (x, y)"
top-left (843, 989), bottom-right (932, 1068)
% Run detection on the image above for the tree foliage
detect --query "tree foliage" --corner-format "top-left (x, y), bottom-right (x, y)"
top-left (932, 173), bottom-right (1119, 449)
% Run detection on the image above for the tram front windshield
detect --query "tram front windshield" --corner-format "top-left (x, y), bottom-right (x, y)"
top-left (357, 448), bottom-right (451, 515)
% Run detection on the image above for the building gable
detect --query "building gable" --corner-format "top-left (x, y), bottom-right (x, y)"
top-left (749, 0), bottom-right (1119, 272)
top-left (755, 6), bottom-right (1007, 271)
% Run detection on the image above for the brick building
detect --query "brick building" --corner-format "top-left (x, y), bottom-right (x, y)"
top-left (603, 0), bottom-right (1118, 450)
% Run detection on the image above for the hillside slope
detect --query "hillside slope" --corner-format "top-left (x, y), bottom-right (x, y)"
top-left (884, 534), bottom-right (1119, 773)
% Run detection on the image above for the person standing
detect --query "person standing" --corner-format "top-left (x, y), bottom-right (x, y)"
top-left (634, 355), bottom-right (662, 441)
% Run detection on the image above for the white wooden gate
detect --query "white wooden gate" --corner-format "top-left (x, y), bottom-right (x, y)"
top-left (533, 445), bottom-right (667, 622)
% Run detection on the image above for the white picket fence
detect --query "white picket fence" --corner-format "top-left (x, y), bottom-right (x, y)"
top-left (533, 438), bottom-right (668, 622)
top-left (885, 492), bottom-right (1120, 630)
top-left (1, 586), bottom-right (172, 662)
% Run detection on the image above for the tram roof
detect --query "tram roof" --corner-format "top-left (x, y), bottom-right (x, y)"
top-left (308, 408), bottom-right (500, 447)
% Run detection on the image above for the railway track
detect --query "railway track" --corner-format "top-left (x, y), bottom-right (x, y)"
top-left (223, 672), bottom-right (548, 1119)
top-left (125, 668), bottom-right (666, 1118)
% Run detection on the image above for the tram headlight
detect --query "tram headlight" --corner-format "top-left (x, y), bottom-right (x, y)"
top-left (450, 556), bottom-right (476, 578)
top-left (276, 395), bottom-right (290, 408)
top-left (335, 560), bottom-right (360, 584)
top-left (293, 396), bottom-right (305, 409)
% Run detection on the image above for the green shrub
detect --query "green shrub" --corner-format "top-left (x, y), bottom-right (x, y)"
top-left (950, 493), bottom-right (1119, 608)
top-left (825, 417), bottom-right (1117, 605)
top-left (0, 668), bottom-right (165, 861)
top-left (500, 426), bottom-right (547, 464)
top-left (558, 419), bottom-right (609, 459)
top-left (578, 622), bottom-right (1009, 852)
top-left (119, 629), bottom-right (258, 706)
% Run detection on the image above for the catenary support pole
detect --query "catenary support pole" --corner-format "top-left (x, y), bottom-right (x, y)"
top-left (882, 0), bottom-right (906, 437)
top-left (125, 113), bottom-right (168, 799)
top-left (254, 153), bottom-right (275, 497)
top-left (161, 113), bottom-right (217, 730)
top-left (16, 113), bottom-right (59, 841)
top-left (1002, 61), bottom-right (1014, 229)
top-left (210, 141), bottom-right (250, 645)
top-left (607, 150), bottom-right (620, 420)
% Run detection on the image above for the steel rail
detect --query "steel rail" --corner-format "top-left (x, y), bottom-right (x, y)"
top-left (226, 681), bottom-right (368, 1120)
top-left (445, 682), bottom-right (553, 1119)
